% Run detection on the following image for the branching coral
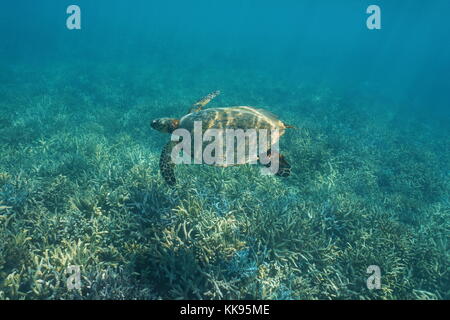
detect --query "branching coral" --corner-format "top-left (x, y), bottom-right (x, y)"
top-left (0, 62), bottom-right (448, 300)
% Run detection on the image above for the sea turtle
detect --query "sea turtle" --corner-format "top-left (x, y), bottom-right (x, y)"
top-left (151, 91), bottom-right (293, 186)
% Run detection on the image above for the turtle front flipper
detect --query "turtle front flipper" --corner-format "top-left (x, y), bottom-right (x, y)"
top-left (188, 90), bottom-right (221, 114)
top-left (159, 141), bottom-right (177, 186)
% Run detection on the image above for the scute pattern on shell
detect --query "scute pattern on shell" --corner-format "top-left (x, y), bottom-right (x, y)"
top-left (174, 106), bottom-right (288, 167)
top-left (179, 106), bottom-right (287, 135)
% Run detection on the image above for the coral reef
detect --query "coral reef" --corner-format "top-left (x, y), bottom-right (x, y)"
top-left (0, 62), bottom-right (448, 300)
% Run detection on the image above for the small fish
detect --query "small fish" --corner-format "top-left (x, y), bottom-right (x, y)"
top-left (0, 206), bottom-right (12, 211)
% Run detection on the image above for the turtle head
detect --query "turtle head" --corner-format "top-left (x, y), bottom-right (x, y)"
top-left (151, 118), bottom-right (180, 133)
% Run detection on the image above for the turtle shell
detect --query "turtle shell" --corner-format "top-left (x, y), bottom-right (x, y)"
top-left (176, 106), bottom-right (287, 166)
top-left (180, 106), bottom-right (286, 132)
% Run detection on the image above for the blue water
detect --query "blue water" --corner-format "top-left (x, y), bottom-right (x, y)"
top-left (0, 0), bottom-right (448, 300)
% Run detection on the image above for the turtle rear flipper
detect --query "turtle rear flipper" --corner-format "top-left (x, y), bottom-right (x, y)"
top-left (261, 149), bottom-right (291, 177)
top-left (159, 141), bottom-right (177, 186)
top-left (276, 154), bottom-right (291, 177)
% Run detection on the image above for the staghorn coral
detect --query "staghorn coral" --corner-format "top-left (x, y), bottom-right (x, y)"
top-left (0, 62), bottom-right (448, 300)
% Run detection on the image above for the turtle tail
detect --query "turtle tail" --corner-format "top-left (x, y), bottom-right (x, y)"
top-left (160, 141), bottom-right (177, 186)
